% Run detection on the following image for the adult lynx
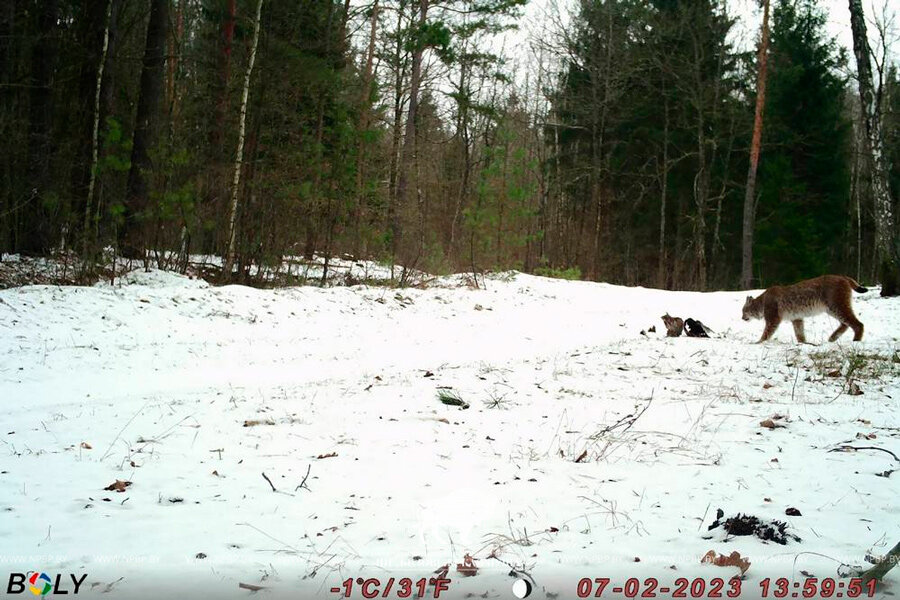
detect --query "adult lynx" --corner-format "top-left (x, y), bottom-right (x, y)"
top-left (741, 275), bottom-right (868, 343)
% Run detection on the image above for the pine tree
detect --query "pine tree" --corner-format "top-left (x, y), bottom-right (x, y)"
top-left (550, 0), bottom-right (742, 288)
top-left (741, 0), bottom-right (770, 290)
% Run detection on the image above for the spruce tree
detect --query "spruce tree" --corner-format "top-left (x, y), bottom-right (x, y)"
top-left (754, 0), bottom-right (851, 285)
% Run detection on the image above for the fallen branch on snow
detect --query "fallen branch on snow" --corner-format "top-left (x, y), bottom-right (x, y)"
top-left (858, 540), bottom-right (900, 583)
top-left (827, 446), bottom-right (900, 463)
top-left (238, 582), bottom-right (266, 592)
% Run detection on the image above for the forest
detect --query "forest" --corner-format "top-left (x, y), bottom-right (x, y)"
top-left (1, 0), bottom-right (899, 292)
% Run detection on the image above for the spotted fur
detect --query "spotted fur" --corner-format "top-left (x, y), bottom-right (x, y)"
top-left (741, 275), bottom-right (867, 343)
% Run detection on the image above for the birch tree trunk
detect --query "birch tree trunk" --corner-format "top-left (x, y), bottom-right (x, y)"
top-left (223, 0), bottom-right (263, 279)
top-left (741, 0), bottom-right (770, 290)
top-left (82, 0), bottom-right (112, 262)
top-left (848, 0), bottom-right (899, 296)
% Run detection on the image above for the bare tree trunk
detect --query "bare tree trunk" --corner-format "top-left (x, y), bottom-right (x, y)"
top-left (449, 45), bottom-right (471, 260)
top-left (497, 132), bottom-right (510, 267)
top-left (0, 0), bottom-right (15, 256)
top-left (855, 139), bottom-right (862, 279)
top-left (690, 29), bottom-right (711, 291)
top-left (591, 2), bottom-right (614, 281)
top-left (394, 0), bottom-right (428, 270)
top-left (82, 0), bottom-right (113, 262)
top-left (741, 0), bottom-right (770, 290)
top-left (167, 0), bottom-right (184, 121)
top-left (122, 0), bottom-right (168, 259)
top-left (353, 0), bottom-right (379, 259)
top-left (223, 0), bottom-right (263, 279)
top-left (305, 1), bottom-right (337, 263)
top-left (693, 125), bottom-right (708, 291)
top-left (215, 0), bottom-right (236, 149)
top-left (848, 0), bottom-right (899, 295)
top-left (92, 0), bottom-right (119, 254)
top-left (711, 111), bottom-right (736, 285)
top-left (533, 47), bottom-right (547, 270)
top-left (658, 97), bottom-right (669, 289)
top-left (23, 0), bottom-right (59, 255)
top-left (674, 179), bottom-right (686, 287)
top-left (553, 121), bottom-right (566, 267)
top-left (386, 5), bottom-right (407, 279)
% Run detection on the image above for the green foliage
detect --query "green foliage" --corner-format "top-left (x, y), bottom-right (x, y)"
top-left (421, 235), bottom-right (452, 276)
top-left (807, 347), bottom-right (900, 383)
top-left (98, 118), bottom-right (132, 174)
top-left (550, 0), bottom-right (745, 286)
top-left (436, 388), bottom-right (469, 408)
top-left (463, 101), bottom-right (537, 271)
top-left (534, 266), bottom-right (582, 280)
top-left (411, 21), bottom-right (453, 60)
top-left (95, 117), bottom-right (134, 228)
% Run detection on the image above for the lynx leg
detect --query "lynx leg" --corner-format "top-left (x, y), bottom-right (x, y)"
top-left (828, 306), bottom-right (864, 342)
top-left (791, 319), bottom-right (806, 344)
top-left (848, 315), bottom-right (864, 341)
top-left (757, 317), bottom-right (781, 343)
top-left (828, 323), bottom-right (848, 342)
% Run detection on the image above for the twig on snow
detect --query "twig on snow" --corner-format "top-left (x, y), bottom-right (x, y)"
top-left (100, 400), bottom-right (150, 461)
top-left (828, 446), bottom-right (900, 463)
top-left (295, 464), bottom-right (311, 492)
top-left (698, 503), bottom-right (711, 532)
top-left (261, 472), bottom-right (276, 492)
top-left (236, 522), bottom-right (301, 555)
top-left (589, 393), bottom-right (653, 441)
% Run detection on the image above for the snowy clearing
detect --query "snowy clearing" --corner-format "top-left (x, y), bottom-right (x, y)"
top-left (1, 270), bottom-right (898, 599)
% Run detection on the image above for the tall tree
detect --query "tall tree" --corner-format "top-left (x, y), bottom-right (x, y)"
top-left (353, 0), bottom-right (380, 258)
top-left (82, 0), bottom-right (114, 261)
top-left (121, 0), bottom-right (169, 258)
top-left (741, 0), bottom-right (770, 290)
top-left (223, 0), bottom-right (263, 278)
top-left (551, 0), bottom-right (741, 289)
top-left (391, 0), bottom-right (524, 277)
top-left (848, 0), bottom-right (899, 295)
top-left (754, 0), bottom-right (851, 285)
top-left (393, 0), bottom-right (428, 276)
top-left (22, 0), bottom-right (60, 254)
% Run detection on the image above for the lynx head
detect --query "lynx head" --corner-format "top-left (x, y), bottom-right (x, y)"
top-left (742, 296), bottom-right (760, 321)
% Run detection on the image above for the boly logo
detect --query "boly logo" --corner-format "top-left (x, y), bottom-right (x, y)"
top-left (6, 572), bottom-right (87, 596)
top-left (28, 573), bottom-right (52, 596)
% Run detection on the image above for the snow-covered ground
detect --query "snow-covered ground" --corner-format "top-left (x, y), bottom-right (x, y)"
top-left (1, 270), bottom-right (898, 599)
